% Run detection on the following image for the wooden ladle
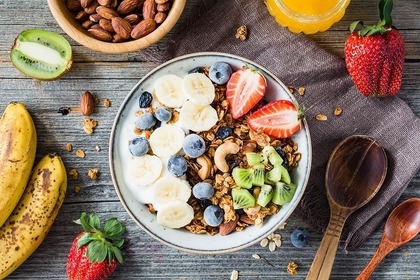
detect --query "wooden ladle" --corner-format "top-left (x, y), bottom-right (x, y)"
top-left (356, 197), bottom-right (420, 280)
top-left (306, 135), bottom-right (387, 280)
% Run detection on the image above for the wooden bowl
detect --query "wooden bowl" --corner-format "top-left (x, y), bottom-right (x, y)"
top-left (47, 0), bottom-right (186, 54)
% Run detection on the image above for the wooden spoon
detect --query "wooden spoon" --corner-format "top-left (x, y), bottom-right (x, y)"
top-left (306, 135), bottom-right (387, 280)
top-left (356, 198), bottom-right (420, 280)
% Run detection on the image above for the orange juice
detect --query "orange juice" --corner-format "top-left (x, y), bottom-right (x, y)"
top-left (265, 0), bottom-right (351, 34)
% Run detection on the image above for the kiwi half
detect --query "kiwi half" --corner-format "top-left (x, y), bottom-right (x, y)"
top-left (246, 152), bottom-right (268, 166)
top-left (232, 167), bottom-right (253, 189)
top-left (232, 188), bottom-right (256, 209)
top-left (257, 184), bottom-right (274, 207)
top-left (262, 146), bottom-right (283, 165)
top-left (265, 164), bottom-right (282, 183)
top-left (272, 182), bottom-right (297, 206)
top-left (251, 164), bottom-right (265, 187)
top-left (10, 29), bottom-right (72, 80)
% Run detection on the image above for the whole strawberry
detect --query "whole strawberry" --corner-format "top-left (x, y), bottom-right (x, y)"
top-left (66, 212), bottom-right (125, 280)
top-left (344, 0), bottom-right (405, 97)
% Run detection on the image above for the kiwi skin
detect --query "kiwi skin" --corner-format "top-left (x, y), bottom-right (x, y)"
top-left (10, 29), bottom-right (73, 81)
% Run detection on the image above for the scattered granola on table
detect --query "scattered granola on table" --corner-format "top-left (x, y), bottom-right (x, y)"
top-left (287, 261), bottom-right (299, 275)
top-left (87, 168), bottom-right (99, 180)
top-left (66, 143), bottom-right (73, 152)
top-left (76, 149), bottom-right (86, 158)
top-left (235, 25), bottom-right (248, 41)
top-left (68, 169), bottom-right (79, 180)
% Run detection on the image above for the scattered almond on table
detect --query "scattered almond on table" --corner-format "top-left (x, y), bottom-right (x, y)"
top-left (76, 149), bottom-right (86, 158)
top-left (66, 143), bottom-right (73, 152)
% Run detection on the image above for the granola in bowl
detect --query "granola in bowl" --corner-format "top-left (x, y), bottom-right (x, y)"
top-left (109, 52), bottom-right (311, 253)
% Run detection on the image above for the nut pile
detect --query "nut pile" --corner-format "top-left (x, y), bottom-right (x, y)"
top-left (66, 0), bottom-right (172, 42)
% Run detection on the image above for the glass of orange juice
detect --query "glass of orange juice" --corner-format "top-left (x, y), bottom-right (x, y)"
top-left (265, 0), bottom-right (351, 34)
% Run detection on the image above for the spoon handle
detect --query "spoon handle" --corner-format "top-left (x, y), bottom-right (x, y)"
top-left (306, 212), bottom-right (348, 280)
top-left (356, 240), bottom-right (394, 280)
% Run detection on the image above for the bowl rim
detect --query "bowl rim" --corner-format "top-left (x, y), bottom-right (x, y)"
top-left (47, 0), bottom-right (186, 54)
top-left (109, 51), bottom-right (312, 254)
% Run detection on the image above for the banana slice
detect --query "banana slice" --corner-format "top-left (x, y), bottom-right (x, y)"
top-left (183, 73), bottom-right (215, 105)
top-left (152, 176), bottom-right (191, 210)
top-left (179, 101), bottom-right (218, 133)
top-left (156, 201), bottom-right (194, 228)
top-left (128, 155), bottom-right (163, 186)
top-left (149, 125), bottom-right (185, 157)
top-left (154, 74), bottom-right (187, 108)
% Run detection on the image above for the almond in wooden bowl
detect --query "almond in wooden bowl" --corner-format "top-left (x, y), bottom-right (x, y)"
top-left (47, 0), bottom-right (186, 54)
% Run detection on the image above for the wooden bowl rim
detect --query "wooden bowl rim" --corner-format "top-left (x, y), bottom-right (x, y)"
top-left (47, 0), bottom-right (186, 54)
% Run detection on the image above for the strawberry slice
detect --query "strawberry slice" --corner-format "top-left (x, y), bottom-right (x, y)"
top-left (247, 100), bottom-right (302, 138)
top-left (226, 67), bottom-right (267, 119)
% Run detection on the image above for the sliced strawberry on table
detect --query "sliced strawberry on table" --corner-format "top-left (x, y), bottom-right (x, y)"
top-left (66, 212), bottom-right (125, 280)
top-left (226, 67), bottom-right (267, 119)
top-left (247, 100), bottom-right (302, 139)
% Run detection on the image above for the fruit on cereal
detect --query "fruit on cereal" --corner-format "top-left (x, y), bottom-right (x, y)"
top-left (156, 201), bottom-right (194, 228)
top-left (10, 29), bottom-right (72, 80)
top-left (155, 107), bottom-right (172, 122)
top-left (154, 74), bottom-right (187, 108)
top-left (128, 155), bottom-right (162, 186)
top-left (182, 73), bottom-right (215, 105)
top-left (134, 112), bottom-right (156, 130)
top-left (272, 182), bottom-right (297, 206)
top-left (209, 61), bottom-right (233, 85)
top-left (257, 184), bottom-right (274, 207)
top-left (232, 167), bottom-right (253, 189)
top-left (265, 165), bottom-right (282, 183)
top-left (179, 101), bottom-right (218, 133)
top-left (128, 137), bottom-right (149, 157)
top-left (215, 126), bottom-right (233, 140)
top-left (291, 228), bottom-right (310, 248)
top-left (152, 176), bottom-right (191, 210)
top-left (251, 165), bottom-right (265, 187)
top-left (149, 125), bottom-right (185, 157)
top-left (246, 152), bottom-right (268, 166)
top-left (188, 67), bottom-right (205, 74)
top-left (247, 100), bottom-right (302, 138)
top-left (66, 213), bottom-right (125, 280)
top-left (138, 91), bottom-right (153, 108)
top-left (183, 134), bottom-right (206, 158)
top-left (167, 155), bottom-right (188, 177)
top-left (226, 67), bottom-right (267, 119)
top-left (279, 164), bottom-right (292, 184)
top-left (192, 182), bottom-right (214, 200)
top-left (262, 146), bottom-right (284, 165)
top-left (203, 205), bottom-right (224, 227)
top-left (232, 188), bottom-right (256, 209)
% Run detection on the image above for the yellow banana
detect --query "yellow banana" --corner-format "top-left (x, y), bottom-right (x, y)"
top-left (0, 154), bottom-right (67, 279)
top-left (0, 102), bottom-right (37, 227)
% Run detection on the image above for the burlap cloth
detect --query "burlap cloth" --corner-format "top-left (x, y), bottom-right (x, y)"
top-left (146, 0), bottom-right (420, 251)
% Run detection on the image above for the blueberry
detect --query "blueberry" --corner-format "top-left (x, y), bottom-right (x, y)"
top-left (215, 126), bottom-right (233, 140)
top-left (203, 205), bottom-right (224, 227)
top-left (167, 155), bottom-right (187, 177)
top-left (274, 146), bottom-right (290, 171)
top-left (192, 182), bottom-right (214, 200)
top-left (135, 113), bottom-right (156, 130)
top-left (188, 67), bottom-right (205, 74)
top-left (291, 228), bottom-right (310, 248)
top-left (183, 134), bottom-right (206, 158)
top-left (155, 107), bottom-right (172, 122)
top-left (128, 137), bottom-right (149, 157)
top-left (138, 91), bottom-right (153, 108)
top-left (200, 199), bottom-right (212, 208)
top-left (209, 62), bottom-right (232, 85)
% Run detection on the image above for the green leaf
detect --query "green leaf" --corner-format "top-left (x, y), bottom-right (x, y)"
top-left (113, 239), bottom-right (125, 248)
top-left (379, 0), bottom-right (386, 20)
top-left (111, 246), bottom-right (124, 264)
top-left (88, 213), bottom-right (101, 230)
top-left (107, 247), bottom-right (114, 263)
top-left (76, 212), bottom-right (94, 232)
top-left (359, 27), bottom-right (371, 36)
top-left (103, 218), bottom-right (126, 240)
top-left (349, 21), bottom-right (363, 33)
top-left (86, 240), bottom-right (108, 263)
top-left (381, 0), bottom-right (393, 26)
top-left (77, 232), bottom-right (96, 248)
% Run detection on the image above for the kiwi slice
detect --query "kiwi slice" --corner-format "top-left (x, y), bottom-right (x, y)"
top-left (251, 164), bottom-right (265, 187)
top-left (272, 182), bottom-right (297, 206)
top-left (257, 184), bottom-right (274, 207)
top-left (279, 164), bottom-right (291, 184)
top-left (262, 146), bottom-right (283, 165)
top-left (232, 167), bottom-right (253, 189)
top-left (232, 188), bottom-right (256, 209)
top-left (246, 152), bottom-right (268, 166)
top-left (265, 164), bottom-right (282, 183)
top-left (10, 29), bottom-right (72, 80)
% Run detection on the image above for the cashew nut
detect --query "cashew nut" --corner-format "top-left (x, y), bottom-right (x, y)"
top-left (244, 205), bottom-right (261, 216)
top-left (196, 155), bottom-right (212, 180)
top-left (214, 142), bottom-right (240, 173)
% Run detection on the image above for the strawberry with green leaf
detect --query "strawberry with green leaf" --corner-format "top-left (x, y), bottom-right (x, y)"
top-left (66, 212), bottom-right (125, 280)
top-left (344, 0), bottom-right (405, 97)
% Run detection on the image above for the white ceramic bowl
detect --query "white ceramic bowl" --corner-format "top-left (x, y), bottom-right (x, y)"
top-left (109, 52), bottom-right (312, 254)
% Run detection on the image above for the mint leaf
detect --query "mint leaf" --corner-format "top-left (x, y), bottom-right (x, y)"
top-left (88, 213), bottom-right (101, 230)
top-left (103, 218), bottom-right (126, 239)
top-left (86, 240), bottom-right (107, 263)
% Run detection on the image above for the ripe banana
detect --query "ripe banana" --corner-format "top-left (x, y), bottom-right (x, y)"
top-left (0, 154), bottom-right (67, 279)
top-left (0, 102), bottom-right (37, 228)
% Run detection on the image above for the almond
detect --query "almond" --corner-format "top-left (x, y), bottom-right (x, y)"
top-left (219, 215), bottom-right (238, 236)
top-left (96, 5), bottom-right (119, 19)
top-left (155, 0), bottom-right (169, 4)
top-left (117, 0), bottom-right (139, 15)
top-left (81, 0), bottom-right (94, 9)
top-left (157, 2), bottom-right (170, 12)
top-left (154, 11), bottom-right (166, 24)
top-left (75, 10), bottom-right (89, 21)
top-left (112, 17), bottom-right (132, 39)
top-left (80, 91), bottom-right (95, 116)
top-left (112, 33), bottom-right (125, 43)
top-left (89, 13), bottom-right (102, 23)
top-left (88, 27), bottom-right (113, 41)
top-left (131, 18), bottom-right (156, 39)
top-left (81, 19), bottom-right (95, 29)
top-left (142, 0), bottom-right (156, 19)
top-left (84, 1), bottom-right (99, 14)
top-left (66, 0), bottom-right (82, 12)
top-left (99, 18), bottom-right (115, 32)
top-left (239, 214), bottom-right (255, 225)
top-left (124, 14), bottom-right (141, 25)
top-left (97, 0), bottom-right (112, 6)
